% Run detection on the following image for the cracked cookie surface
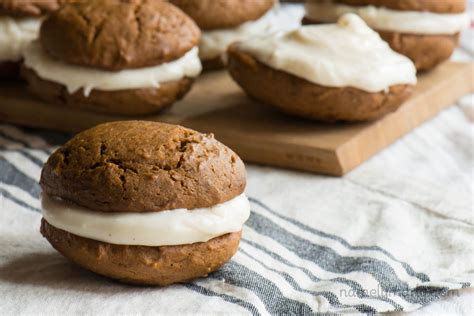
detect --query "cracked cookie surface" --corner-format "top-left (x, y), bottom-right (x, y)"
top-left (40, 0), bottom-right (201, 70)
top-left (169, 0), bottom-right (275, 30)
top-left (40, 121), bottom-right (246, 212)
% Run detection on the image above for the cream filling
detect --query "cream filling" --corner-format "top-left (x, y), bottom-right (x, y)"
top-left (22, 41), bottom-right (202, 96)
top-left (41, 193), bottom-right (250, 246)
top-left (0, 16), bottom-right (41, 62)
top-left (237, 14), bottom-right (417, 93)
top-left (305, 0), bottom-right (470, 35)
top-left (199, 6), bottom-right (300, 61)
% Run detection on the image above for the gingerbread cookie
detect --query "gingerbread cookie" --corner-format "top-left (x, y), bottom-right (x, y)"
top-left (40, 121), bottom-right (249, 285)
top-left (228, 14), bottom-right (417, 121)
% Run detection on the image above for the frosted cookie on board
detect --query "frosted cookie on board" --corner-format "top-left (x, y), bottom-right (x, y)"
top-left (170, 0), bottom-right (276, 70)
top-left (40, 121), bottom-right (249, 286)
top-left (304, 0), bottom-right (469, 71)
top-left (21, 0), bottom-right (202, 115)
top-left (0, 0), bottom-right (61, 79)
top-left (228, 14), bottom-right (417, 122)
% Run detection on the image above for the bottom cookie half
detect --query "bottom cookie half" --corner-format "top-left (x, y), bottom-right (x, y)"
top-left (41, 219), bottom-right (241, 286)
top-left (22, 67), bottom-right (194, 115)
top-left (228, 46), bottom-right (413, 122)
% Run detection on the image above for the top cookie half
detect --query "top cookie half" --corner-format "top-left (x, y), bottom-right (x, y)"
top-left (40, 121), bottom-right (247, 213)
top-left (39, 0), bottom-right (201, 70)
top-left (169, 0), bottom-right (275, 30)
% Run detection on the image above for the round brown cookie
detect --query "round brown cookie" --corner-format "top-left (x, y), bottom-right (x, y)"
top-left (21, 67), bottom-right (194, 115)
top-left (169, 0), bottom-right (274, 30)
top-left (0, 61), bottom-right (20, 80)
top-left (378, 31), bottom-right (460, 71)
top-left (40, 0), bottom-right (200, 70)
top-left (333, 0), bottom-right (466, 13)
top-left (227, 46), bottom-right (413, 122)
top-left (41, 219), bottom-right (241, 286)
top-left (40, 120), bottom-right (246, 212)
top-left (0, 0), bottom-right (62, 17)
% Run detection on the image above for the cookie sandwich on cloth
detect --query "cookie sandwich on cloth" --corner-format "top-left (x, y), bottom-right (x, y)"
top-left (228, 14), bottom-right (417, 122)
top-left (304, 0), bottom-right (470, 71)
top-left (170, 0), bottom-right (276, 70)
top-left (0, 0), bottom-right (61, 78)
top-left (21, 0), bottom-right (202, 115)
top-left (40, 121), bottom-right (250, 285)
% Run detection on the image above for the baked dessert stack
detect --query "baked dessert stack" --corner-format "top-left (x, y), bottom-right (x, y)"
top-left (170, 0), bottom-right (276, 70)
top-left (304, 0), bottom-right (470, 71)
top-left (228, 14), bottom-right (417, 121)
top-left (0, 0), bottom-right (61, 78)
top-left (21, 0), bottom-right (202, 115)
top-left (40, 121), bottom-right (249, 285)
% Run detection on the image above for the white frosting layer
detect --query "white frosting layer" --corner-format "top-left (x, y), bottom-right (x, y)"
top-left (200, 7), bottom-right (301, 61)
top-left (0, 17), bottom-right (41, 62)
top-left (305, 1), bottom-right (470, 35)
top-left (237, 14), bottom-right (417, 92)
top-left (42, 193), bottom-right (250, 246)
top-left (23, 41), bottom-right (202, 96)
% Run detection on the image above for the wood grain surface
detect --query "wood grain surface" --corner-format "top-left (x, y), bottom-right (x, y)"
top-left (0, 62), bottom-right (472, 175)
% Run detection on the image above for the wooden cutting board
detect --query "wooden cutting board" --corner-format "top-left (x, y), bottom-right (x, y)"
top-left (0, 61), bottom-right (472, 176)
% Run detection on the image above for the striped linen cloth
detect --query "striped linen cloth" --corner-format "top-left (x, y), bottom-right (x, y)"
top-left (0, 99), bottom-right (473, 314)
top-left (1, 9), bottom-right (474, 316)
